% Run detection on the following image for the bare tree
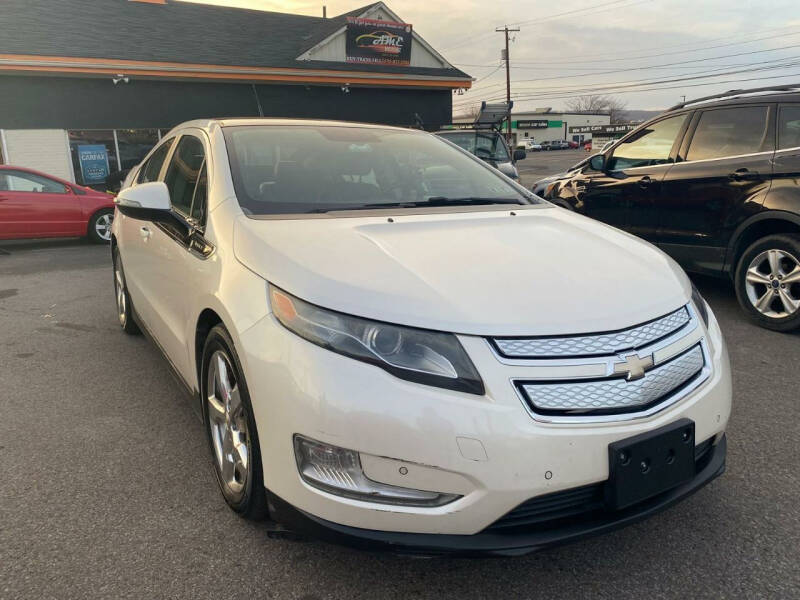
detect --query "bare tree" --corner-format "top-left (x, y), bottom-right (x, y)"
top-left (454, 103), bottom-right (482, 122)
top-left (566, 94), bottom-right (628, 123)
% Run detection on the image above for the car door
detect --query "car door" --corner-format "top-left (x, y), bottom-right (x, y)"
top-left (116, 137), bottom-right (176, 307)
top-left (658, 104), bottom-right (774, 274)
top-left (567, 113), bottom-right (690, 239)
top-left (770, 103), bottom-right (800, 210)
top-left (135, 132), bottom-right (210, 383)
top-left (0, 170), bottom-right (82, 238)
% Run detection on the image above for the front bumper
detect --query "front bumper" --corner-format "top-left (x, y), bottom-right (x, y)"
top-left (267, 435), bottom-right (726, 556)
top-left (237, 300), bottom-right (731, 539)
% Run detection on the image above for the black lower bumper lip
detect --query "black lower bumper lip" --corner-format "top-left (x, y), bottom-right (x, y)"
top-left (267, 435), bottom-right (726, 557)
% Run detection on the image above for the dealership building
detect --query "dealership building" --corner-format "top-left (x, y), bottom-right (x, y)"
top-left (454, 109), bottom-right (611, 146)
top-left (0, 0), bottom-right (470, 188)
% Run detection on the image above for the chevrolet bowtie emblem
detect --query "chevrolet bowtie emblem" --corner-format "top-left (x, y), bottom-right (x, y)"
top-left (613, 353), bottom-right (654, 381)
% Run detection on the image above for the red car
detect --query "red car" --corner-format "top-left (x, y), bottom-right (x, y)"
top-left (584, 141), bottom-right (593, 152)
top-left (568, 140), bottom-right (579, 149)
top-left (0, 165), bottom-right (115, 242)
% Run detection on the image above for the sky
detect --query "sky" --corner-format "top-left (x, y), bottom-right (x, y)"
top-left (183, 0), bottom-right (800, 116)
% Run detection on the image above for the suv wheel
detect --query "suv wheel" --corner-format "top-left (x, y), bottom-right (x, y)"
top-left (735, 234), bottom-right (800, 331)
top-left (201, 325), bottom-right (268, 520)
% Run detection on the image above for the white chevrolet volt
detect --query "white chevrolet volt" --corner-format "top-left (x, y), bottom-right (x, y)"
top-left (111, 119), bottom-right (731, 556)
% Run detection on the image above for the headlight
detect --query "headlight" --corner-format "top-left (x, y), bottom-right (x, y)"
top-left (691, 283), bottom-right (710, 327)
top-left (269, 286), bottom-right (485, 395)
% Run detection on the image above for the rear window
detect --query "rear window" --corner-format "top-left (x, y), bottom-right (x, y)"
top-left (436, 131), bottom-right (510, 162)
top-left (686, 106), bottom-right (769, 161)
top-left (222, 125), bottom-right (531, 216)
top-left (778, 105), bottom-right (800, 150)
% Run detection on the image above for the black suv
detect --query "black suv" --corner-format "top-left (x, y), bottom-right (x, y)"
top-left (540, 85), bottom-right (800, 331)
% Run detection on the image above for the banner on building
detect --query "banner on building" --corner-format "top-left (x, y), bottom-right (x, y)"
top-left (77, 144), bottom-right (110, 184)
top-left (568, 124), bottom-right (638, 134)
top-left (345, 17), bottom-right (413, 66)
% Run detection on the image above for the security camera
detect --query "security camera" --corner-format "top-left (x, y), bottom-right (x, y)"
top-left (341, 84), bottom-right (350, 94)
top-left (112, 74), bottom-right (130, 85)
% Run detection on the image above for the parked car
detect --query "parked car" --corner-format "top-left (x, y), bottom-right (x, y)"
top-left (540, 141), bottom-right (556, 151)
top-left (539, 85), bottom-right (800, 331)
top-left (435, 128), bottom-right (524, 180)
top-left (520, 139), bottom-right (542, 152)
top-left (568, 140), bottom-right (579, 149)
top-left (0, 165), bottom-right (115, 242)
top-left (112, 118), bottom-right (730, 555)
top-left (584, 141), bottom-right (592, 152)
top-left (531, 157), bottom-right (589, 197)
top-left (556, 140), bottom-right (570, 150)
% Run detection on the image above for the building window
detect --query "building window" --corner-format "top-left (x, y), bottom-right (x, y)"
top-left (117, 129), bottom-right (160, 171)
top-left (68, 130), bottom-right (119, 190)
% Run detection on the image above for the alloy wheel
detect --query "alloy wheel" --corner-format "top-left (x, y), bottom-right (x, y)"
top-left (206, 351), bottom-right (250, 501)
top-left (95, 213), bottom-right (113, 241)
top-left (744, 248), bottom-right (800, 318)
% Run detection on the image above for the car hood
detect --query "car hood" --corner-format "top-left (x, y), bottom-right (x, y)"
top-left (233, 207), bottom-right (690, 336)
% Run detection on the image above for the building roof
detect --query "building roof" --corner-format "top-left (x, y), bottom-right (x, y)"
top-left (0, 0), bottom-right (470, 81)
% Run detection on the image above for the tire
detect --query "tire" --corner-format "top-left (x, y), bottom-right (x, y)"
top-left (88, 208), bottom-right (114, 243)
top-left (734, 233), bottom-right (800, 332)
top-left (112, 247), bottom-right (141, 335)
top-left (201, 325), bottom-right (268, 520)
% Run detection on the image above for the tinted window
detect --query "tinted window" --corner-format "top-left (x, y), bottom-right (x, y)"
top-left (686, 106), bottom-right (769, 161)
top-left (223, 126), bottom-right (532, 216)
top-left (607, 115), bottom-right (687, 170)
top-left (164, 135), bottom-right (205, 216)
top-left (778, 105), bottom-right (800, 150)
top-left (0, 170), bottom-right (67, 193)
top-left (137, 138), bottom-right (174, 184)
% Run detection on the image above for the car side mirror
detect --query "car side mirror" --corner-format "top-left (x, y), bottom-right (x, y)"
top-left (513, 149), bottom-right (527, 161)
top-left (589, 154), bottom-right (606, 172)
top-left (115, 181), bottom-right (172, 222)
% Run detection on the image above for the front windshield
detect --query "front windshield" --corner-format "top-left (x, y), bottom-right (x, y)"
top-left (435, 131), bottom-right (511, 163)
top-left (223, 125), bottom-right (532, 215)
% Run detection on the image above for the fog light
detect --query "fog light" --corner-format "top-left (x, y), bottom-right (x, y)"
top-left (293, 435), bottom-right (460, 507)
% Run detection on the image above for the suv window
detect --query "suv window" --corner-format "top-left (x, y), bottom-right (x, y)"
top-left (137, 138), bottom-right (174, 184)
top-left (686, 106), bottom-right (769, 161)
top-left (0, 170), bottom-right (67, 193)
top-left (778, 105), bottom-right (800, 150)
top-left (607, 114), bottom-right (687, 170)
top-left (164, 135), bottom-right (205, 217)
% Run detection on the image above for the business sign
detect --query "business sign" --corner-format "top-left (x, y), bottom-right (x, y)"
top-left (345, 17), bottom-right (412, 66)
top-left (568, 124), bottom-right (638, 134)
top-left (77, 144), bottom-right (110, 184)
top-left (514, 119), bottom-right (549, 129)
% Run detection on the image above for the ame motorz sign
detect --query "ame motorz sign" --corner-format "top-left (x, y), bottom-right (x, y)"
top-left (345, 17), bottom-right (413, 66)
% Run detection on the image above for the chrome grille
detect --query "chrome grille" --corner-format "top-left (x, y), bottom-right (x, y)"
top-left (493, 307), bottom-right (690, 358)
top-left (518, 344), bottom-right (705, 415)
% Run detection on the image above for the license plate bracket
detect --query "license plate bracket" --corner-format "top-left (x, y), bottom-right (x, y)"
top-left (605, 419), bottom-right (696, 510)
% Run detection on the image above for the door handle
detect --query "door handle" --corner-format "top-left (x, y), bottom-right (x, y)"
top-left (638, 176), bottom-right (652, 188)
top-left (140, 226), bottom-right (152, 240)
top-left (729, 168), bottom-right (759, 181)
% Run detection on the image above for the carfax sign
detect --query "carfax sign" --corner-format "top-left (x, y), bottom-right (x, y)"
top-left (77, 144), bottom-right (110, 184)
top-left (345, 17), bottom-right (413, 65)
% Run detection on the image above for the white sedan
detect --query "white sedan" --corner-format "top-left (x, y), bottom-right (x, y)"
top-left (111, 118), bottom-right (731, 556)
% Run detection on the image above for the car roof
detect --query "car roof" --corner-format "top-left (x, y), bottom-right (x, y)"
top-left (667, 91), bottom-right (800, 113)
top-left (167, 117), bottom-right (418, 134)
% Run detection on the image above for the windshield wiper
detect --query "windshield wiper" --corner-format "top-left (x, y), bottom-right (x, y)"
top-left (306, 197), bottom-right (527, 213)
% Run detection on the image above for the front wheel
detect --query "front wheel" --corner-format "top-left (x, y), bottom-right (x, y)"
top-left (88, 209), bottom-right (114, 243)
top-left (201, 325), bottom-right (268, 520)
top-left (734, 234), bottom-right (800, 331)
top-left (112, 247), bottom-right (140, 335)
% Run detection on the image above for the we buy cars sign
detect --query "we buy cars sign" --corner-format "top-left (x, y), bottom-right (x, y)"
top-left (345, 17), bottom-right (412, 66)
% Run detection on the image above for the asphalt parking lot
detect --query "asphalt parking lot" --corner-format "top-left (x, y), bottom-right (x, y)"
top-left (1, 238), bottom-right (799, 599)
top-left (517, 148), bottom-right (587, 189)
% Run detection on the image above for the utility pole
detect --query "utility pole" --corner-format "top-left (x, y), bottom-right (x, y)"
top-left (496, 25), bottom-right (519, 144)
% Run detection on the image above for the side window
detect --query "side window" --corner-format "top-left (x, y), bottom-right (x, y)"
top-left (190, 162), bottom-right (207, 225)
top-left (778, 105), bottom-right (800, 150)
top-left (0, 170), bottom-right (67, 193)
top-left (137, 138), bottom-right (174, 184)
top-left (607, 114), bottom-right (687, 170)
top-left (686, 106), bottom-right (769, 161)
top-left (164, 135), bottom-right (205, 217)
